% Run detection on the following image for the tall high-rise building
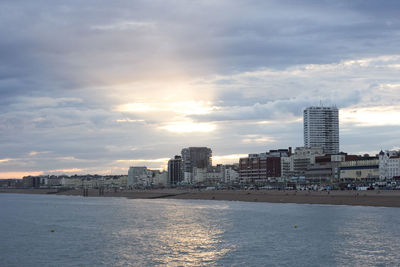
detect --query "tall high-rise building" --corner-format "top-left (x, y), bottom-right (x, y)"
top-left (168, 155), bottom-right (183, 185)
top-left (181, 147), bottom-right (212, 182)
top-left (303, 106), bottom-right (339, 154)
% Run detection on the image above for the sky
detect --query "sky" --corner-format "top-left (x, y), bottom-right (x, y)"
top-left (1, 0), bottom-right (400, 178)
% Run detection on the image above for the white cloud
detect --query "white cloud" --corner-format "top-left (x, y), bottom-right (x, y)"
top-left (212, 154), bottom-right (248, 165)
top-left (116, 118), bottom-right (145, 123)
top-left (116, 158), bottom-right (170, 163)
top-left (91, 21), bottom-right (156, 31)
top-left (115, 101), bottom-right (216, 115)
top-left (0, 158), bottom-right (14, 163)
top-left (341, 106), bottom-right (400, 127)
top-left (159, 120), bottom-right (216, 133)
top-left (241, 135), bottom-right (275, 144)
top-left (47, 168), bottom-right (83, 173)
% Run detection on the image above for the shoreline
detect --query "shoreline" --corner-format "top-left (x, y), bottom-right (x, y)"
top-left (1, 188), bottom-right (400, 208)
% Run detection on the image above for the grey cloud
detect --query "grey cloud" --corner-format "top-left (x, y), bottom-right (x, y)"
top-left (2, 0), bottom-right (400, 97)
top-left (1, 0), bottom-right (400, 175)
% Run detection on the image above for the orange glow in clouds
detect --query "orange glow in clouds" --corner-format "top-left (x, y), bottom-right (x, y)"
top-left (0, 171), bottom-right (44, 179)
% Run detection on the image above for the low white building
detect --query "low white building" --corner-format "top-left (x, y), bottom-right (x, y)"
top-left (192, 167), bottom-right (207, 184)
top-left (224, 167), bottom-right (239, 184)
top-left (379, 150), bottom-right (400, 180)
top-left (206, 165), bottom-right (225, 184)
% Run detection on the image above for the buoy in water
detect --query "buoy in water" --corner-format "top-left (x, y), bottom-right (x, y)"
top-left (50, 229), bottom-right (55, 232)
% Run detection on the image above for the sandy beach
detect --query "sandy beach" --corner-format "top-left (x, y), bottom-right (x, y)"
top-left (1, 188), bottom-right (400, 207)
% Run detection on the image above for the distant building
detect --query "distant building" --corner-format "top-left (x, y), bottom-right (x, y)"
top-left (206, 164), bottom-right (225, 185)
top-left (340, 157), bottom-right (379, 182)
top-left (239, 148), bottom-right (291, 183)
top-left (224, 165), bottom-right (239, 184)
top-left (181, 147), bottom-right (212, 183)
top-left (280, 156), bottom-right (292, 179)
top-left (192, 167), bottom-right (208, 184)
top-left (292, 146), bottom-right (324, 177)
top-left (304, 154), bottom-right (345, 182)
top-left (168, 155), bottom-right (184, 185)
top-left (152, 170), bottom-right (168, 187)
top-left (304, 106), bottom-right (339, 154)
top-left (127, 166), bottom-right (148, 186)
top-left (22, 176), bottom-right (42, 188)
top-left (379, 150), bottom-right (400, 180)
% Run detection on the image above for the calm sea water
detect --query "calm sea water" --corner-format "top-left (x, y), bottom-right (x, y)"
top-left (1, 194), bottom-right (400, 266)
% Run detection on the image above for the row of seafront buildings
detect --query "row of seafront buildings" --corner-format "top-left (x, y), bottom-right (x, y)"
top-left (0, 175), bottom-right (128, 190)
top-left (5, 105), bottom-right (399, 190)
top-left (237, 106), bottom-right (399, 187)
top-left (239, 147), bottom-right (400, 186)
top-left (6, 147), bottom-right (399, 190)
top-left (128, 147), bottom-right (239, 188)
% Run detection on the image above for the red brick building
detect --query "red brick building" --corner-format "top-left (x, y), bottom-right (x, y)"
top-left (239, 148), bottom-right (292, 183)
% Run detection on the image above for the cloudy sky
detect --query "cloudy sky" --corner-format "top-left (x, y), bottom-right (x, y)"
top-left (1, 0), bottom-right (400, 178)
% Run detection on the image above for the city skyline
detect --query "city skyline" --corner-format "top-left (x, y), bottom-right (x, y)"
top-left (1, 1), bottom-right (400, 178)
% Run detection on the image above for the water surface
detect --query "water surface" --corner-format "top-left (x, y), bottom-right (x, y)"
top-left (1, 194), bottom-right (399, 266)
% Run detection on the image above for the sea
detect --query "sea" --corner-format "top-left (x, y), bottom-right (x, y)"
top-left (1, 193), bottom-right (400, 266)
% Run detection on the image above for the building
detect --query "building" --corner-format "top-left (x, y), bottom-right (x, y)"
top-left (22, 176), bottom-right (42, 188)
top-left (127, 166), bottom-right (148, 187)
top-left (224, 164), bottom-right (239, 184)
top-left (192, 167), bottom-right (208, 184)
top-left (168, 155), bottom-right (184, 185)
top-left (181, 147), bottom-right (212, 183)
top-left (152, 170), bottom-right (168, 187)
top-left (340, 157), bottom-right (379, 182)
top-left (292, 146), bottom-right (324, 177)
top-left (304, 106), bottom-right (339, 154)
top-left (206, 165), bottom-right (225, 185)
top-left (280, 156), bottom-right (292, 180)
top-left (379, 150), bottom-right (400, 180)
top-left (239, 148), bottom-right (291, 183)
top-left (304, 154), bottom-right (345, 182)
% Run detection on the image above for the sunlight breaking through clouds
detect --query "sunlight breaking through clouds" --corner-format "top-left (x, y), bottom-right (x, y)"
top-left (115, 101), bottom-right (215, 115)
top-left (241, 135), bottom-right (276, 144)
top-left (159, 120), bottom-right (216, 133)
top-left (212, 154), bottom-right (248, 165)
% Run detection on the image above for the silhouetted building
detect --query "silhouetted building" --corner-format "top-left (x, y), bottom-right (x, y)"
top-left (22, 176), bottom-right (41, 188)
top-left (181, 147), bottom-right (212, 183)
top-left (168, 155), bottom-right (183, 185)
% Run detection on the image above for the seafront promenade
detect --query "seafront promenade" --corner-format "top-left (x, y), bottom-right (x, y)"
top-left (1, 188), bottom-right (400, 208)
